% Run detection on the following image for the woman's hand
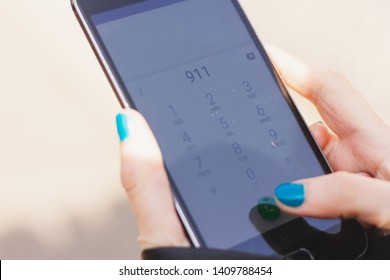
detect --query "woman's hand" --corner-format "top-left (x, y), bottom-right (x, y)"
top-left (269, 47), bottom-right (390, 230)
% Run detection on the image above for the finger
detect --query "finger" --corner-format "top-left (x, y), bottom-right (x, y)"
top-left (274, 171), bottom-right (390, 230)
top-left (309, 122), bottom-right (342, 170)
top-left (309, 122), bottom-right (334, 151)
top-left (116, 110), bottom-right (190, 249)
top-left (267, 46), bottom-right (382, 137)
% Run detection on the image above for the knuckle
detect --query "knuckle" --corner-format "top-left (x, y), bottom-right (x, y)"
top-left (120, 168), bottom-right (138, 194)
top-left (314, 69), bottom-right (347, 103)
top-left (332, 172), bottom-right (359, 215)
top-left (323, 69), bottom-right (347, 83)
top-left (377, 156), bottom-right (390, 181)
top-left (120, 149), bottom-right (165, 193)
top-left (371, 212), bottom-right (390, 230)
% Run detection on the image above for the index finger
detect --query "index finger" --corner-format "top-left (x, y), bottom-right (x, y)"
top-left (267, 46), bottom-right (382, 138)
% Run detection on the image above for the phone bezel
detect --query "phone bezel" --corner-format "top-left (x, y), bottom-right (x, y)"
top-left (71, 0), bottom-right (367, 258)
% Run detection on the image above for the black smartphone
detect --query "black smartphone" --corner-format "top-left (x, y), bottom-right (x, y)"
top-left (72, 0), bottom-right (367, 259)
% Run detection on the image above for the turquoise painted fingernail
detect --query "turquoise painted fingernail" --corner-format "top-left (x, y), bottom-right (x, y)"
top-left (275, 183), bottom-right (305, 207)
top-left (116, 113), bottom-right (132, 142)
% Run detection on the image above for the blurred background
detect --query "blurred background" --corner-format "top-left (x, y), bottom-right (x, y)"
top-left (1, 0), bottom-right (389, 259)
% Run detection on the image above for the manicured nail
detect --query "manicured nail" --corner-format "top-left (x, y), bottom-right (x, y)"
top-left (116, 113), bottom-right (132, 142)
top-left (275, 183), bottom-right (305, 207)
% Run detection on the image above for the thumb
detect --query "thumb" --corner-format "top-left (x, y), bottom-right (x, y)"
top-left (274, 171), bottom-right (390, 230)
top-left (116, 109), bottom-right (189, 249)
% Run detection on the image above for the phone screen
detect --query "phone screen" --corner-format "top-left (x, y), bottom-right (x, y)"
top-left (82, 0), bottom-right (348, 256)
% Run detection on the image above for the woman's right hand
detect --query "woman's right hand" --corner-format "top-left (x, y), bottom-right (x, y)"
top-left (269, 47), bottom-right (390, 231)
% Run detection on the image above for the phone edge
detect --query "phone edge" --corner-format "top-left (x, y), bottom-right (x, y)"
top-left (71, 0), bottom-right (128, 109)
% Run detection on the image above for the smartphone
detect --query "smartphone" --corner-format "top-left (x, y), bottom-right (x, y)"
top-left (72, 0), bottom-right (367, 259)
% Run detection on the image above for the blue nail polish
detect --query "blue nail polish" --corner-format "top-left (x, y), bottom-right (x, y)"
top-left (116, 113), bottom-right (132, 142)
top-left (275, 183), bottom-right (305, 207)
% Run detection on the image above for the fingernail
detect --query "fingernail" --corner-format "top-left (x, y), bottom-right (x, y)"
top-left (275, 183), bottom-right (305, 207)
top-left (116, 113), bottom-right (132, 142)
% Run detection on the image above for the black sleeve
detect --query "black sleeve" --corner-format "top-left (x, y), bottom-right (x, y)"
top-left (142, 234), bottom-right (390, 260)
top-left (362, 233), bottom-right (390, 260)
top-left (141, 247), bottom-right (283, 260)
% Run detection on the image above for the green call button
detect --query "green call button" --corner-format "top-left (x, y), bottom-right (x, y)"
top-left (257, 197), bottom-right (281, 221)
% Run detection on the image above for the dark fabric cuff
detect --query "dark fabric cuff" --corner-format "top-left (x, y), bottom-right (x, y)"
top-left (362, 233), bottom-right (390, 260)
top-left (142, 247), bottom-right (283, 260)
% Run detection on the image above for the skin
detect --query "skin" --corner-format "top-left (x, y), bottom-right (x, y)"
top-left (118, 47), bottom-right (390, 250)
